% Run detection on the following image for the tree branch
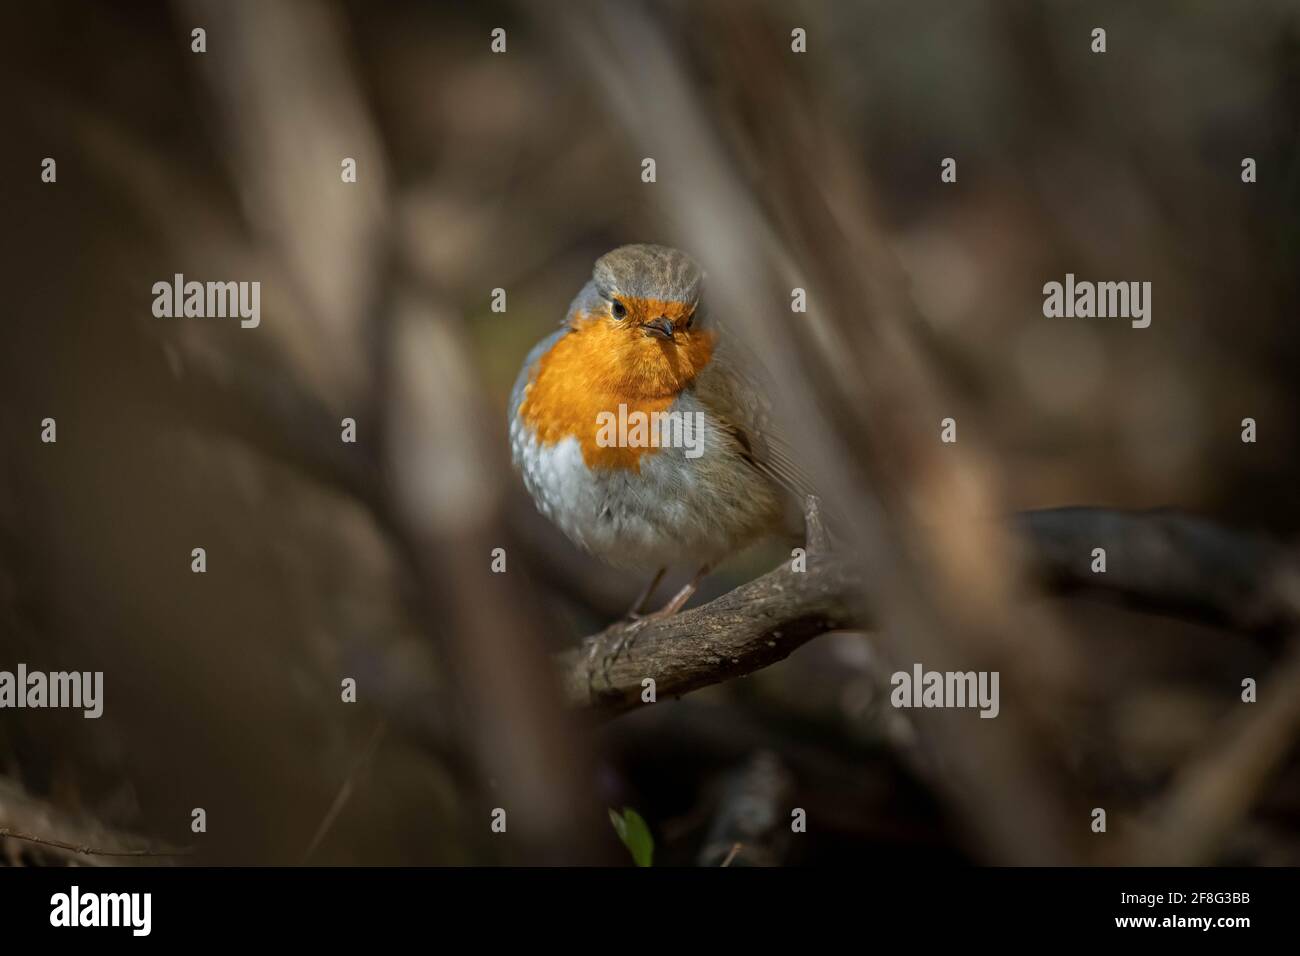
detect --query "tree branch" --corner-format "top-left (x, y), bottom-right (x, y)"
top-left (0, 778), bottom-right (192, 863)
top-left (560, 506), bottom-right (1298, 719)
top-left (0, 826), bottom-right (193, 860)
top-left (1014, 507), bottom-right (1298, 631)
top-left (560, 546), bottom-right (863, 719)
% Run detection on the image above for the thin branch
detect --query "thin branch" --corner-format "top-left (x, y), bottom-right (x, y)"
top-left (697, 752), bottom-right (793, 866)
top-left (0, 826), bottom-right (193, 859)
top-left (302, 720), bottom-right (388, 862)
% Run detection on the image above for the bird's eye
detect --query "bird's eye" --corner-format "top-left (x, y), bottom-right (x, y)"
top-left (611, 300), bottom-right (627, 319)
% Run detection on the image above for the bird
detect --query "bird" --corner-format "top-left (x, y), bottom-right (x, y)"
top-left (509, 243), bottom-right (808, 619)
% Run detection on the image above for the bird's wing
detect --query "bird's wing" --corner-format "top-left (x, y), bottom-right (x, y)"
top-left (697, 338), bottom-right (817, 502)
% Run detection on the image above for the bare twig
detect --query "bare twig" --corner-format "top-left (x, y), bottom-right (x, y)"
top-left (0, 777), bottom-right (194, 864)
top-left (302, 720), bottom-right (389, 862)
top-left (698, 752), bottom-right (793, 866)
top-left (0, 826), bottom-right (193, 859)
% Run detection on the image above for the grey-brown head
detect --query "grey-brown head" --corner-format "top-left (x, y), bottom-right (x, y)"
top-left (590, 244), bottom-right (704, 340)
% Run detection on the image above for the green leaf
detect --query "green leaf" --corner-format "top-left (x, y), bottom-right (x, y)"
top-left (608, 807), bottom-right (654, 867)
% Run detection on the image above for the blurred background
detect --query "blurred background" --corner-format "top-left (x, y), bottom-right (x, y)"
top-left (1, 0), bottom-right (1299, 865)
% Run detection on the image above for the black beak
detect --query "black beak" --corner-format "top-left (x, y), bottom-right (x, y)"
top-left (641, 317), bottom-right (675, 340)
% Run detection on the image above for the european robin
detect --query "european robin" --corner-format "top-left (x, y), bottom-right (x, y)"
top-left (510, 243), bottom-right (806, 617)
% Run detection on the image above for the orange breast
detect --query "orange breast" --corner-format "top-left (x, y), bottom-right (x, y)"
top-left (518, 313), bottom-right (715, 471)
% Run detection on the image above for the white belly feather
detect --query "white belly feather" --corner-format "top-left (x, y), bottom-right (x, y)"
top-left (510, 391), bottom-right (782, 572)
